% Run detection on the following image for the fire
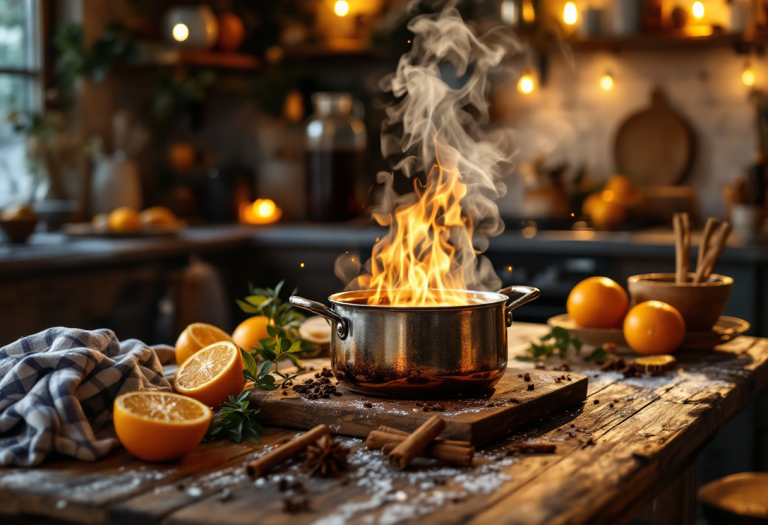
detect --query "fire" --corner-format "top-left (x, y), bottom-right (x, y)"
top-left (367, 139), bottom-right (472, 307)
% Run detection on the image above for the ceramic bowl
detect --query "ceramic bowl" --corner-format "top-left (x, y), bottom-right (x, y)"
top-left (0, 218), bottom-right (39, 243)
top-left (699, 472), bottom-right (768, 524)
top-left (627, 273), bottom-right (733, 332)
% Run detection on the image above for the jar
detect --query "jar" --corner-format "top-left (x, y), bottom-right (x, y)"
top-left (304, 92), bottom-right (366, 222)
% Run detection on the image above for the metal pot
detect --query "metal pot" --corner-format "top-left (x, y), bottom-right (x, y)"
top-left (289, 286), bottom-right (540, 398)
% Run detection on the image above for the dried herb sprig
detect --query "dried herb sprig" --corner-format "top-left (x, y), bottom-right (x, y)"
top-left (515, 326), bottom-right (603, 363)
top-left (206, 391), bottom-right (267, 444)
top-left (236, 281), bottom-right (315, 390)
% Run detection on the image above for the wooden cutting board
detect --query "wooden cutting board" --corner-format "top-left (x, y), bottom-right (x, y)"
top-left (250, 367), bottom-right (588, 446)
top-left (614, 86), bottom-right (693, 186)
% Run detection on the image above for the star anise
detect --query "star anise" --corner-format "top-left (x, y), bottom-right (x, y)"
top-left (301, 435), bottom-right (350, 477)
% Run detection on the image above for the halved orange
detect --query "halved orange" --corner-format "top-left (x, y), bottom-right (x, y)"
top-left (174, 341), bottom-right (245, 408)
top-left (114, 391), bottom-right (211, 462)
top-left (175, 322), bottom-right (234, 365)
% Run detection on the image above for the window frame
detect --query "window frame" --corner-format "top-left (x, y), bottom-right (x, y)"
top-left (0, 0), bottom-right (45, 112)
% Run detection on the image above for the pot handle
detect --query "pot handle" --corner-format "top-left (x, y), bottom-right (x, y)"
top-left (498, 286), bottom-right (541, 326)
top-left (289, 295), bottom-right (349, 340)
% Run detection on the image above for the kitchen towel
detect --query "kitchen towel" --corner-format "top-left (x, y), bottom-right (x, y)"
top-left (0, 327), bottom-right (174, 466)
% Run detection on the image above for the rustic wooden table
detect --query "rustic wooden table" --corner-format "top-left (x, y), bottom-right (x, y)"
top-left (1, 323), bottom-right (767, 525)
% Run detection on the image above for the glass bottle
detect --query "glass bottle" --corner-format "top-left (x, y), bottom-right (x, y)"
top-left (304, 92), bottom-right (366, 222)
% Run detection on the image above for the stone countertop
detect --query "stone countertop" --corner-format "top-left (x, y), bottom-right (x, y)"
top-left (2, 223), bottom-right (768, 277)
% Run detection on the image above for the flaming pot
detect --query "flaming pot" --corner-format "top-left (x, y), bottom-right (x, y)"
top-left (289, 286), bottom-right (540, 398)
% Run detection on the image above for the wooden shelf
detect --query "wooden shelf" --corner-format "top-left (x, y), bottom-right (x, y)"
top-left (537, 31), bottom-right (765, 53)
top-left (130, 45), bottom-right (261, 70)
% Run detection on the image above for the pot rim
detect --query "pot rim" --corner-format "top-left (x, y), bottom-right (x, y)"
top-left (628, 273), bottom-right (733, 287)
top-left (328, 288), bottom-right (509, 311)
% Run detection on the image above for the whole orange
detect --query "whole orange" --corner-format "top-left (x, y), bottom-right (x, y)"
top-left (167, 143), bottom-right (196, 171)
top-left (232, 316), bottom-right (271, 351)
top-left (114, 391), bottom-right (211, 462)
top-left (567, 277), bottom-right (628, 329)
top-left (140, 206), bottom-right (177, 226)
top-left (590, 196), bottom-right (626, 230)
top-left (217, 13), bottom-right (245, 52)
top-left (108, 207), bottom-right (142, 231)
top-left (604, 175), bottom-right (635, 204)
top-left (623, 301), bottom-right (686, 355)
top-left (581, 192), bottom-right (602, 217)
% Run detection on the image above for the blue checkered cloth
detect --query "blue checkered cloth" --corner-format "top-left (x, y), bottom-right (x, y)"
top-left (0, 327), bottom-right (174, 466)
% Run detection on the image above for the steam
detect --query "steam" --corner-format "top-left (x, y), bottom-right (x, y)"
top-left (337, 5), bottom-right (520, 296)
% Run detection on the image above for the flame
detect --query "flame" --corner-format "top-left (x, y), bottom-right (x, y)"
top-left (367, 138), bottom-right (472, 306)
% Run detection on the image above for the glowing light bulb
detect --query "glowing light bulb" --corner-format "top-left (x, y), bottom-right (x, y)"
top-left (255, 199), bottom-right (276, 218)
top-left (334, 0), bottom-right (349, 16)
top-left (172, 23), bottom-right (189, 42)
top-left (600, 73), bottom-right (614, 90)
top-left (743, 66), bottom-right (756, 87)
top-left (522, 0), bottom-right (536, 23)
top-left (692, 1), bottom-right (704, 20)
top-left (563, 2), bottom-right (578, 25)
top-left (518, 74), bottom-right (534, 94)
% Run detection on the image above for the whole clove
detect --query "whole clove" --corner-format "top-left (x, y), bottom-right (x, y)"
top-left (282, 497), bottom-right (310, 514)
top-left (527, 384), bottom-right (535, 391)
top-left (523, 373), bottom-right (531, 382)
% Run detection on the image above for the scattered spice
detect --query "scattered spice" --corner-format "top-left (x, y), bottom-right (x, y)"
top-left (593, 399), bottom-right (600, 405)
top-left (247, 424), bottom-right (330, 478)
top-left (523, 373), bottom-right (531, 382)
top-left (282, 497), bottom-right (310, 514)
top-left (554, 363), bottom-right (571, 372)
top-left (302, 434), bottom-right (350, 477)
top-left (388, 416), bottom-right (447, 470)
top-left (421, 401), bottom-right (447, 412)
top-left (292, 377), bottom-right (340, 399)
top-left (527, 384), bottom-right (535, 391)
top-left (363, 402), bottom-right (373, 408)
top-left (277, 479), bottom-right (306, 493)
top-left (581, 437), bottom-right (595, 449)
top-left (508, 398), bottom-right (522, 404)
top-left (601, 356), bottom-right (627, 371)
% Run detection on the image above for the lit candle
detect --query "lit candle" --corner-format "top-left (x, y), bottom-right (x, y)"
top-left (239, 199), bottom-right (283, 225)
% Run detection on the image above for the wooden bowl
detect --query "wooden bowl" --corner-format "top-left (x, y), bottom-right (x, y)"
top-left (699, 472), bottom-right (768, 524)
top-left (0, 218), bottom-right (39, 243)
top-left (627, 273), bottom-right (732, 332)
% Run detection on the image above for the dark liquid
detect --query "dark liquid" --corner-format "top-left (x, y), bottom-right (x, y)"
top-left (305, 149), bottom-right (364, 221)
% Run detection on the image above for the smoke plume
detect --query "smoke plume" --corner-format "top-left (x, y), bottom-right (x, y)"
top-left (337, 4), bottom-right (520, 301)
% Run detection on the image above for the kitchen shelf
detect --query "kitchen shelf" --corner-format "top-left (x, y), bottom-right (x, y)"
top-left (538, 31), bottom-right (765, 53)
top-left (130, 45), bottom-right (261, 70)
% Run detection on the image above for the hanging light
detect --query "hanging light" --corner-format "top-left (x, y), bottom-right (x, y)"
top-left (563, 2), bottom-right (579, 25)
top-left (742, 62), bottom-right (756, 87)
top-left (522, 0), bottom-right (536, 23)
top-left (692, 1), bottom-right (705, 20)
top-left (600, 73), bottom-right (614, 90)
top-left (518, 72), bottom-right (535, 94)
top-left (172, 23), bottom-right (189, 42)
top-left (334, 0), bottom-right (349, 17)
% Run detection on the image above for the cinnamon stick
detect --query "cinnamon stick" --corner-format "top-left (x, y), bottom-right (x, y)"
top-left (376, 425), bottom-right (471, 447)
top-left (673, 213), bottom-right (685, 283)
top-left (697, 221), bottom-right (732, 283)
top-left (695, 217), bottom-right (720, 283)
top-left (387, 415), bottom-right (446, 470)
top-left (367, 430), bottom-right (474, 468)
top-left (681, 212), bottom-right (691, 281)
top-left (246, 424), bottom-right (330, 478)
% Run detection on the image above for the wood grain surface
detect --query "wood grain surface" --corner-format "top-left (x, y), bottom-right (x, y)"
top-left (0, 323), bottom-right (766, 525)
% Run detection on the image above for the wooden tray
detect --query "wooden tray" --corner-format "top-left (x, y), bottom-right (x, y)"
top-left (249, 367), bottom-right (588, 446)
top-left (548, 314), bottom-right (750, 350)
top-left (63, 223), bottom-right (184, 238)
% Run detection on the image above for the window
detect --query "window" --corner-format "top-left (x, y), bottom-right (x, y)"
top-left (0, 0), bottom-right (42, 206)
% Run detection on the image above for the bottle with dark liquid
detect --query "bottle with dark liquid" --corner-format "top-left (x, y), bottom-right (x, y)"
top-left (304, 93), bottom-right (366, 222)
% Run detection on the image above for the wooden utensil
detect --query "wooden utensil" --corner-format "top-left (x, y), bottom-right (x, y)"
top-left (614, 87), bottom-right (693, 186)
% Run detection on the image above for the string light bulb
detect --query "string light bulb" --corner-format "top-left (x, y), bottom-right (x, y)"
top-left (600, 73), bottom-right (614, 90)
top-left (334, 0), bottom-right (349, 16)
top-left (692, 1), bottom-right (704, 20)
top-left (743, 63), bottom-right (756, 86)
top-left (563, 2), bottom-right (579, 25)
top-left (172, 23), bottom-right (189, 42)
top-left (522, 0), bottom-right (536, 23)
top-left (518, 72), bottom-right (535, 94)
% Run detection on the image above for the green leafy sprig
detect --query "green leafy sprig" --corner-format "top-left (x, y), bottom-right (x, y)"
top-left (237, 281), bottom-right (315, 390)
top-left (205, 391), bottom-right (266, 444)
top-left (515, 326), bottom-right (604, 363)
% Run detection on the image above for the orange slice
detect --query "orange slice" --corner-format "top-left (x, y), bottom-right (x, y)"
top-left (632, 354), bottom-right (677, 376)
top-left (174, 341), bottom-right (245, 408)
top-left (114, 391), bottom-right (211, 462)
top-left (175, 322), bottom-right (234, 365)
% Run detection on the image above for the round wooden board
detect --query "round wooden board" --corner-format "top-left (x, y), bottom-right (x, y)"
top-left (614, 87), bottom-right (693, 186)
top-left (547, 314), bottom-right (749, 351)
